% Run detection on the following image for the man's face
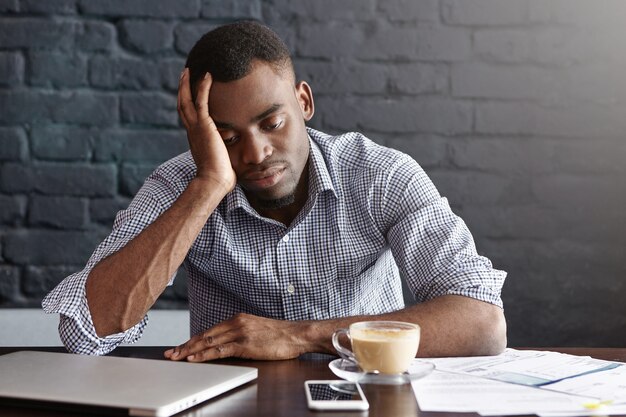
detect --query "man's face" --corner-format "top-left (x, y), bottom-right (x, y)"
top-left (207, 62), bottom-right (314, 210)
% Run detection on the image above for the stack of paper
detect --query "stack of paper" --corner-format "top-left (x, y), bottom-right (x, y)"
top-left (411, 349), bottom-right (626, 416)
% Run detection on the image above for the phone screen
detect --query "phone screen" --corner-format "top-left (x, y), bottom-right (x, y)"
top-left (307, 382), bottom-right (364, 402)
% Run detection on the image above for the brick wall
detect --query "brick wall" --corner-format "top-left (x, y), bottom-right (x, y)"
top-left (1, 0), bottom-right (625, 347)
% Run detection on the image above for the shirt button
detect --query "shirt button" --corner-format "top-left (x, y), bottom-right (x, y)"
top-left (287, 284), bottom-right (295, 294)
top-left (282, 235), bottom-right (290, 243)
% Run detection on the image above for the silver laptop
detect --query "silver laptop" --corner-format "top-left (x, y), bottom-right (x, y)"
top-left (0, 350), bottom-right (258, 416)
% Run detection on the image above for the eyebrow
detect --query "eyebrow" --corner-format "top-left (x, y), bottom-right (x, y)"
top-left (214, 104), bottom-right (283, 130)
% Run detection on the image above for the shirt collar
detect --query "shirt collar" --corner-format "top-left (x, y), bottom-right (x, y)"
top-left (224, 132), bottom-right (337, 217)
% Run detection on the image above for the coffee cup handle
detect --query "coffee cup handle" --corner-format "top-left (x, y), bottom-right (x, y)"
top-left (332, 328), bottom-right (357, 363)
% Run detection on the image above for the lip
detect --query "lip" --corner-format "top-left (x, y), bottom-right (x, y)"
top-left (243, 167), bottom-right (286, 189)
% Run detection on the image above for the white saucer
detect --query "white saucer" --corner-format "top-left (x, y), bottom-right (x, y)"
top-left (328, 358), bottom-right (435, 385)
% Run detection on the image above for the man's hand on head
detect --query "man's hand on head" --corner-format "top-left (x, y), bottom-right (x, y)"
top-left (178, 68), bottom-right (236, 194)
top-left (164, 313), bottom-right (310, 362)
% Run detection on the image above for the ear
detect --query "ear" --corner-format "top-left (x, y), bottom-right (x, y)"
top-left (295, 81), bottom-right (314, 121)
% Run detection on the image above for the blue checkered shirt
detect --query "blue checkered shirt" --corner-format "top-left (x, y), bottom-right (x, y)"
top-left (43, 128), bottom-right (506, 355)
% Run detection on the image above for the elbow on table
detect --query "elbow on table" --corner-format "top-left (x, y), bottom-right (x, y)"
top-left (476, 307), bottom-right (507, 356)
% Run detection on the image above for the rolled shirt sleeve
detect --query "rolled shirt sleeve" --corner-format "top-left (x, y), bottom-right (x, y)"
top-left (42, 177), bottom-right (177, 355)
top-left (379, 154), bottom-right (506, 307)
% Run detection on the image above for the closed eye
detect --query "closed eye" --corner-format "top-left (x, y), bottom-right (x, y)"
top-left (223, 135), bottom-right (239, 146)
top-left (263, 120), bottom-right (283, 131)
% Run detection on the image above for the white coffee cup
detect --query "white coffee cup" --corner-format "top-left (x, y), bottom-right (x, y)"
top-left (332, 321), bottom-right (420, 374)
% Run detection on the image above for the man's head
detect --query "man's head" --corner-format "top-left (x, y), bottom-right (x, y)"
top-left (185, 21), bottom-right (314, 221)
top-left (186, 21), bottom-right (294, 97)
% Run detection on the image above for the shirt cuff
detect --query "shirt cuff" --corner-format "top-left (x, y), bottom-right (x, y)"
top-left (43, 270), bottom-right (148, 355)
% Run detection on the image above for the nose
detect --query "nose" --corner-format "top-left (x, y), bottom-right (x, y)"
top-left (241, 133), bottom-right (272, 165)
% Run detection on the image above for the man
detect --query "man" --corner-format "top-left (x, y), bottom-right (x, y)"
top-left (43, 21), bottom-right (507, 361)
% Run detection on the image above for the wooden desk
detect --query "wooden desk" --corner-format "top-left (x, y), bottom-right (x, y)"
top-left (1, 347), bottom-right (625, 417)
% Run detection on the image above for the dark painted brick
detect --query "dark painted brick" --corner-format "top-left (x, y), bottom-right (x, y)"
top-left (389, 63), bottom-right (448, 94)
top-left (0, 51), bottom-right (24, 86)
top-left (79, 0), bottom-right (201, 18)
top-left (0, 91), bottom-right (118, 126)
top-left (414, 25), bottom-right (472, 61)
top-left (472, 28), bottom-right (590, 67)
top-left (29, 195), bottom-right (89, 229)
top-left (120, 92), bottom-right (178, 126)
top-left (552, 139), bottom-right (626, 175)
top-left (385, 134), bottom-right (450, 169)
top-left (450, 137), bottom-right (553, 175)
top-left (75, 21), bottom-right (115, 52)
top-left (378, 0), bottom-right (439, 22)
top-left (529, 0), bottom-right (626, 26)
top-left (23, 265), bottom-right (79, 297)
top-left (120, 163), bottom-right (159, 196)
top-left (429, 170), bottom-right (518, 207)
top-left (95, 129), bottom-right (187, 162)
top-left (19, 0), bottom-right (77, 14)
top-left (160, 58), bottom-right (186, 92)
top-left (0, 18), bottom-right (76, 49)
top-left (28, 51), bottom-right (88, 88)
top-left (3, 229), bottom-right (107, 265)
top-left (201, 0), bottom-right (261, 19)
top-left (300, 22), bottom-right (471, 61)
top-left (317, 96), bottom-right (472, 135)
top-left (30, 126), bottom-right (96, 161)
top-left (99, 57), bottom-right (182, 93)
top-left (458, 206), bottom-right (559, 241)
top-left (0, 163), bottom-right (117, 197)
top-left (451, 62), bottom-right (552, 100)
top-left (89, 196), bottom-right (131, 226)
top-left (0, 265), bottom-right (21, 303)
top-left (0, 0), bottom-right (18, 12)
top-left (475, 101), bottom-right (626, 138)
top-left (174, 22), bottom-right (220, 54)
top-left (298, 22), bottom-right (386, 59)
top-left (119, 20), bottom-right (174, 54)
top-left (89, 56), bottom-right (162, 90)
top-left (452, 62), bottom-right (626, 103)
top-left (294, 60), bottom-right (388, 94)
top-left (442, 0), bottom-right (530, 26)
top-left (264, 0), bottom-right (374, 22)
top-left (532, 175), bottom-right (625, 210)
top-left (0, 195), bottom-right (26, 225)
top-left (0, 127), bottom-right (28, 161)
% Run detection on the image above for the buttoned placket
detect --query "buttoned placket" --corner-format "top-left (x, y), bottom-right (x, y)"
top-left (276, 230), bottom-right (297, 319)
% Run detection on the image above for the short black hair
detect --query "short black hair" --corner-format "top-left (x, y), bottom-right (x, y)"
top-left (185, 21), bottom-right (293, 90)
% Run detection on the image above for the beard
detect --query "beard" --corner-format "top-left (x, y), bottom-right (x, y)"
top-left (254, 193), bottom-right (296, 210)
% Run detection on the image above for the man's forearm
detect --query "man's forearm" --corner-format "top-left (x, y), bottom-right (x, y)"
top-left (302, 295), bottom-right (507, 357)
top-left (86, 177), bottom-right (229, 338)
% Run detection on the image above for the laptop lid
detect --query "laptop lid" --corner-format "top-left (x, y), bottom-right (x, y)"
top-left (0, 351), bottom-right (258, 417)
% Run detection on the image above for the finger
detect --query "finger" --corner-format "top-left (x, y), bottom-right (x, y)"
top-left (167, 329), bottom-right (236, 361)
top-left (165, 336), bottom-right (199, 361)
top-left (164, 344), bottom-right (184, 359)
top-left (194, 72), bottom-right (213, 124)
top-left (177, 68), bottom-right (196, 127)
top-left (185, 330), bottom-right (234, 358)
top-left (165, 333), bottom-right (202, 360)
top-left (187, 343), bottom-right (238, 362)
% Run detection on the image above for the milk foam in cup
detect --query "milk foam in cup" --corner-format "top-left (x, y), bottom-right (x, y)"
top-left (332, 321), bottom-right (420, 374)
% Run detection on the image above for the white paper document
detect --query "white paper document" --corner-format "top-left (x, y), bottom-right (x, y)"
top-left (411, 349), bottom-right (625, 416)
top-left (411, 370), bottom-right (596, 415)
top-left (544, 363), bottom-right (626, 403)
top-left (423, 349), bottom-right (620, 386)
